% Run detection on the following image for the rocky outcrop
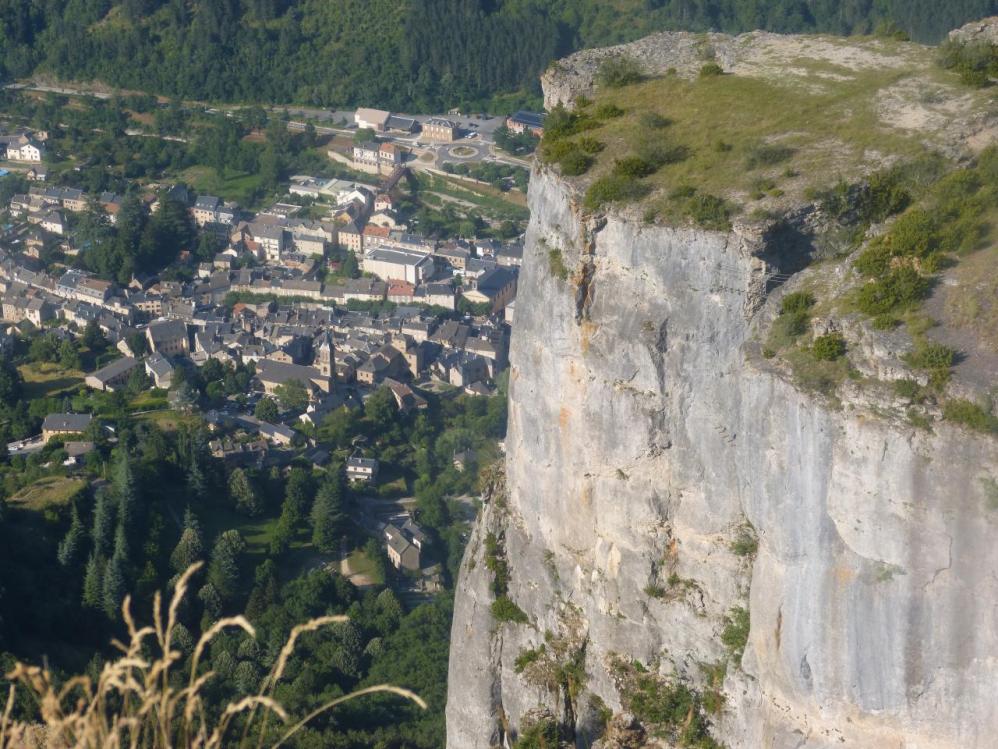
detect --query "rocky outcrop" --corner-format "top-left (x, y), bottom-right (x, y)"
top-left (541, 19), bottom-right (998, 157)
top-left (445, 158), bottom-right (998, 748)
top-left (949, 16), bottom-right (998, 45)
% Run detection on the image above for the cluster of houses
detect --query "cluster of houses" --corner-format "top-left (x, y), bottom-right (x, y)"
top-left (1, 129), bottom-right (46, 163)
top-left (3, 163), bottom-right (522, 316)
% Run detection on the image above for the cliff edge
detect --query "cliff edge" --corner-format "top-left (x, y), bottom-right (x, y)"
top-left (447, 22), bottom-right (998, 749)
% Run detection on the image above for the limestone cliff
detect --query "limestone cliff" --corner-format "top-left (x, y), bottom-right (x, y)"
top-left (446, 27), bottom-right (998, 749)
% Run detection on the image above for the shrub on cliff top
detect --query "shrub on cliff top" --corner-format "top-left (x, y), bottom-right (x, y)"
top-left (721, 606), bottom-right (750, 664)
top-left (904, 340), bottom-right (956, 371)
top-left (938, 39), bottom-right (998, 88)
top-left (855, 267), bottom-right (930, 316)
top-left (513, 716), bottom-right (560, 748)
top-left (594, 102), bottom-right (625, 119)
top-left (812, 333), bottom-right (846, 361)
top-left (685, 192), bottom-right (731, 231)
top-left (640, 112), bottom-right (671, 129)
top-left (584, 174), bottom-right (651, 210)
top-left (614, 155), bottom-right (657, 178)
top-left (597, 55), bottom-right (645, 88)
top-left (780, 291), bottom-right (816, 315)
top-left (492, 596), bottom-right (530, 624)
top-left (559, 150), bottom-right (594, 176)
top-left (744, 142), bottom-right (794, 170)
top-left (943, 399), bottom-right (998, 434)
top-left (577, 136), bottom-right (605, 154)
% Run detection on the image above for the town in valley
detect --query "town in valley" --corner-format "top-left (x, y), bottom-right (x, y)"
top-left (0, 90), bottom-right (544, 608)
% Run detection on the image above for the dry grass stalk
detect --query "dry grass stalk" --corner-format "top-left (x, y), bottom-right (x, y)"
top-left (0, 564), bottom-right (424, 749)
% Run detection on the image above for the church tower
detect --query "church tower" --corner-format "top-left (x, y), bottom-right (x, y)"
top-left (314, 330), bottom-right (334, 380)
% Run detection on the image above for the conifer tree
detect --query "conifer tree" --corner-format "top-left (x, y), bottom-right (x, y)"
top-left (245, 560), bottom-right (279, 620)
top-left (114, 451), bottom-right (139, 535)
top-left (311, 473), bottom-right (346, 553)
top-left (170, 525), bottom-right (203, 574)
top-left (229, 468), bottom-right (264, 517)
top-left (102, 553), bottom-right (126, 619)
top-left (82, 553), bottom-right (104, 610)
top-left (91, 490), bottom-right (115, 558)
top-left (57, 501), bottom-right (86, 567)
top-left (113, 521), bottom-right (129, 562)
top-left (208, 530), bottom-right (246, 601)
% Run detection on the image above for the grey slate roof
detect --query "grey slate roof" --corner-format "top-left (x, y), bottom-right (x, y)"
top-left (42, 413), bottom-right (93, 433)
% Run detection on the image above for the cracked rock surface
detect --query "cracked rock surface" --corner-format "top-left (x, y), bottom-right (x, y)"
top-left (445, 165), bottom-right (998, 748)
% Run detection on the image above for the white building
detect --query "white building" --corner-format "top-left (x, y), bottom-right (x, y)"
top-left (354, 108), bottom-right (391, 132)
top-left (363, 247), bottom-right (435, 285)
top-left (254, 224), bottom-right (286, 263)
top-left (2, 135), bottom-right (44, 162)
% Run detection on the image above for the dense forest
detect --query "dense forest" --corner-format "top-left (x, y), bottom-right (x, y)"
top-left (0, 0), bottom-right (994, 112)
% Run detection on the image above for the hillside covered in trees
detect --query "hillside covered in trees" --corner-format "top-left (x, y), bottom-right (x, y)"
top-left (0, 0), bottom-right (995, 112)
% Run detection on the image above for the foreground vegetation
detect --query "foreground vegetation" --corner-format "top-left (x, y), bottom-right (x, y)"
top-left (0, 564), bottom-right (426, 749)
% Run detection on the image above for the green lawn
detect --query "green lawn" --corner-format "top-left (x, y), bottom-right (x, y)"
top-left (347, 548), bottom-right (385, 585)
top-left (9, 476), bottom-right (87, 511)
top-left (133, 409), bottom-right (197, 432)
top-left (129, 389), bottom-right (169, 411)
top-left (180, 165), bottom-right (268, 205)
top-left (18, 362), bottom-right (84, 400)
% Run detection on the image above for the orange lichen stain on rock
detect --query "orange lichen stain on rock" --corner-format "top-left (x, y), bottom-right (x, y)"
top-left (666, 538), bottom-right (679, 561)
top-left (835, 564), bottom-right (857, 587)
top-left (559, 405), bottom-right (571, 431)
top-left (579, 320), bottom-right (598, 354)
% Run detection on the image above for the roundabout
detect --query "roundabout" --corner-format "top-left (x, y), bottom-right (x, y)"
top-left (439, 141), bottom-right (488, 163)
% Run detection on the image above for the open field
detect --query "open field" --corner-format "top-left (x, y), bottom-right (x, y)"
top-left (9, 476), bottom-right (87, 511)
top-left (18, 362), bottom-right (84, 399)
top-left (180, 165), bottom-right (264, 205)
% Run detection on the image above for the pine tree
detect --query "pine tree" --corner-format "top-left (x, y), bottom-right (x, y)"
top-left (187, 453), bottom-right (206, 501)
top-left (245, 560), bottom-right (279, 620)
top-left (198, 582), bottom-right (223, 620)
top-left (330, 621), bottom-right (363, 678)
top-left (113, 521), bottom-right (129, 562)
top-left (233, 661), bottom-right (259, 694)
top-left (269, 497), bottom-right (300, 557)
top-left (229, 468), bottom-right (264, 517)
top-left (57, 501), bottom-right (86, 567)
top-left (102, 553), bottom-right (126, 620)
top-left (170, 525), bottom-right (203, 574)
top-left (114, 451), bottom-right (139, 535)
top-left (208, 530), bottom-right (246, 601)
top-left (283, 467), bottom-right (313, 522)
top-left (91, 489), bottom-right (115, 558)
top-left (311, 475), bottom-right (346, 553)
top-left (82, 553), bottom-right (105, 610)
top-left (183, 505), bottom-right (201, 533)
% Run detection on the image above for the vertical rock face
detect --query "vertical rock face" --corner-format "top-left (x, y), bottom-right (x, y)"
top-left (446, 167), bottom-right (998, 748)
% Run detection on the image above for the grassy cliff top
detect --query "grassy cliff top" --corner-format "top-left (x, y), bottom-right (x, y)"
top-left (540, 31), bottom-right (996, 224)
top-left (540, 27), bottom-right (998, 432)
